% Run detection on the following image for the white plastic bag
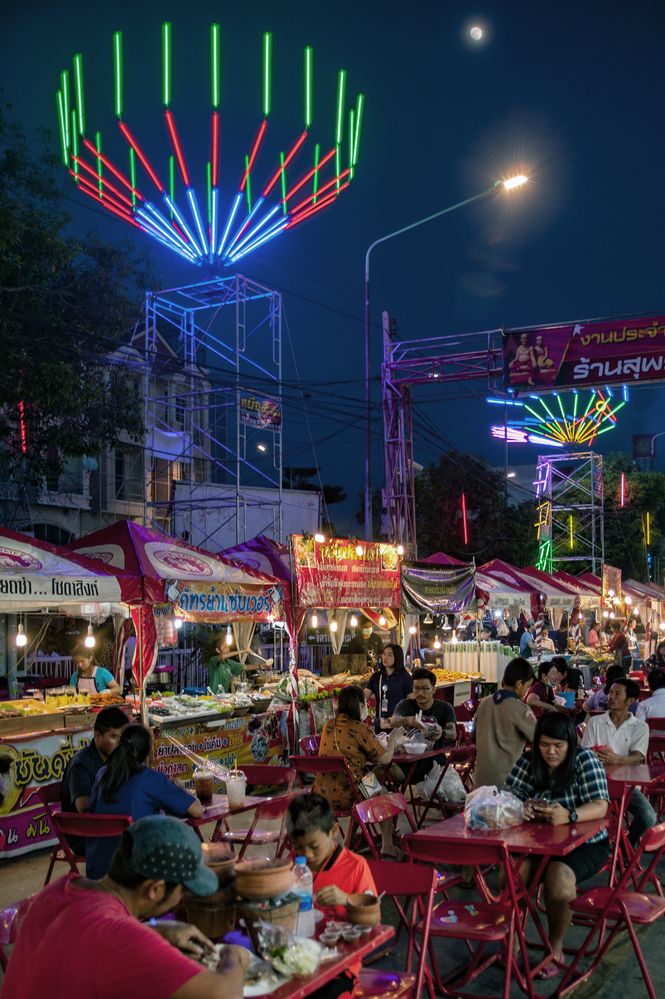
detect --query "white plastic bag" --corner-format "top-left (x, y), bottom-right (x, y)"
top-left (464, 785), bottom-right (524, 831)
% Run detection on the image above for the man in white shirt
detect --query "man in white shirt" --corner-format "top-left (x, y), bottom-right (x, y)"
top-left (636, 669), bottom-right (665, 721)
top-left (582, 677), bottom-right (656, 846)
top-left (539, 626), bottom-right (556, 654)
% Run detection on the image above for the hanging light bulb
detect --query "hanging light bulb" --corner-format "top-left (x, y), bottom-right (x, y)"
top-left (433, 636), bottom-right (441, 650)
top-left (330, 619), bottom-right (338, 633)
top-left (15, 623), bottom-right (27, 648)
top-left (350, 615), bottom-right (358, 628)
top-left (659, 621), bottom-right (665, 632)
top-left (633, 608), bottom-right (640, 617)
top-left (442, 619), bottom-right (451, 631)
top-left (174, 617), bottom-right (183, 630)
top-left (225, 625), bottom-right (233, 645)
top-left (451, 631), bottom-right (458, 644)
top-left (625, 595), bottom-right (632, 606)
top-left (84, 624), bottom-right (96, 649)
top-left (609, 612), bottom-right (616, 620)
top-left (396, 544), bottom-right (404, 556)
top-left (608, 589), bottom-right (615, 598)
top-left (379, 615), bottom-right (386, 627)
top-left (314, 533), bottom-right (325, 543)
top-left (602, 610), bottom-right (609, 619)
top-left (423, 614), bottom-right (433, 625)
top-left (408, 625), bottom-right (417, 635)
top-left (311, 613), bottom-right (319, 628)
top-left (355, 544), bottom-right (364, 557)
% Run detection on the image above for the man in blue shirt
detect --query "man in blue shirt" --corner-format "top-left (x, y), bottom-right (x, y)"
top-left (520, 623), bottom-right (536, 657)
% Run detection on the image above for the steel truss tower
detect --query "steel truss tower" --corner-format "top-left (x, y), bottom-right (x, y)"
top-left (144, 274), bottom-right (283, 546)
top-left (534, 451), bottom-right (604, 574)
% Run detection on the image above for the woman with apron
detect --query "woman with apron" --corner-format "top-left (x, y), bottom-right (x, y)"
top-left (70, 651), bottom-right (121, 695)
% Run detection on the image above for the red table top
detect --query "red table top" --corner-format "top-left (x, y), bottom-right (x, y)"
top-left (406, 812), bottom-right (607, 857)
top-left (391, 746), bottom-right (448, 765)
top-left (186, 794), bottom-right (268, 827)
top-left (265, 924), bottom-right (394, 999)
top-left (606, 763), bottom-right (665, 785)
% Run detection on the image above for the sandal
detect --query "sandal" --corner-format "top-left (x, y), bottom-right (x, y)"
top-left (535, 962), bottom-right (561, 980)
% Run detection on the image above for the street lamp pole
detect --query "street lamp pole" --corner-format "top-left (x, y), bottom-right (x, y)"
top-left (363, 176), bottom-right (528, 540)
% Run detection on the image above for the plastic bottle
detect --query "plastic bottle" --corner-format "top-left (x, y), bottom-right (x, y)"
top-left (292, 856), bottom-right (315, 937)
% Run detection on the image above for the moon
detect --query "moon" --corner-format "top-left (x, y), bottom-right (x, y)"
top-left (470, 25), bottom-right (483, 41)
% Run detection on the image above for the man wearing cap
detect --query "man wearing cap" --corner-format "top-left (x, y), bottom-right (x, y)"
top-left (343, 621), bottom-right (384, 667)
top-left (2, 815), bottom-right (249, 998)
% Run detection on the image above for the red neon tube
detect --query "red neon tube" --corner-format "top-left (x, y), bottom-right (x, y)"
top-left (461, 493), bottom-right (468, 545)
top-left (288, 168), bottom-right (350, 217)
top-left (164, 110), bottom-right (191, 187)
top-left (82, 138), bottom-right (143, 200)
top-left (71, 157), bottom-right (135, 209)
top-left (75, 180), bottom-right (140, 227)
top-left (18, 401), bottom-right (27, 455)
top-left (118, 121), bottom-right (165, 192)
top-left (262, 129), bottom-right (308, 197)
top-left (211, 111), bottom-right (220, 188)
top-left (286, 184), bottom-right (348, 229)
top-left (240, 118), bottom-right (268, 192)
top-left (283, 147), bottom-right (336, 204)
top-left (72, 172), bottom-right (139, 225)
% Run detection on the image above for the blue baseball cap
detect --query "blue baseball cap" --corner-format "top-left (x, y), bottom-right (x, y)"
top-left (126, 815), bottom-right (218, 896)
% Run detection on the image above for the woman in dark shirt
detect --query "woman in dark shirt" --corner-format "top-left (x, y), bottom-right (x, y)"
top-left (365, 644), bottom-right (413, 733)
top-left (526, 661), bottom-right (563, 716)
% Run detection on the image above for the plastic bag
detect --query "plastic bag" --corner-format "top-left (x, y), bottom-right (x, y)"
top-left (255, 921), bottom-right (323, 976)
top-left (464, 785), bottom-right (524, 831)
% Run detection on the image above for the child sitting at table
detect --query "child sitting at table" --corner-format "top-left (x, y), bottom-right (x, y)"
top-left (286, 792), bottom-right (377, 998)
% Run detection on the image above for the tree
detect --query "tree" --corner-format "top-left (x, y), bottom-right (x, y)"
top-left (414, 450), bottom-right (538, 565)
top-left (601, 453), bottom-right (665, 582)
top-left (0, 109), bottom-right (149, 486)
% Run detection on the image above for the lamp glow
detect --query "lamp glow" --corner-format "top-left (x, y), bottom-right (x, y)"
top-left (379, 615), bottom-right (386, 627)
top-left (433, 637), bottom-right (441, 650)
top-left (409, 625), bottom-right (417, 635)
top-left (311, 613), bottom-right (318, 628)
top-left (502, 175), bottom-right (528, 190)
top-left (396, 544), bottom-right (404, 556)
top-left (625, 595), bottom-right (632, 606)
top-left (225, 625), bottom-right (233, 645)
top-left (330, 619), bottom-right (338, 633)
top-left (350, 615), bottom-right (358, 627)
top-left (174, 616), bottom-right (183, 629)
top-left (84, 624), bottom-right (96, 649)
top-left (16, 624), bottom-right (27, 648)
top-left (314, 532), bottom-right (325, 543)
top-left (355, 544), bottom-right (364, 557)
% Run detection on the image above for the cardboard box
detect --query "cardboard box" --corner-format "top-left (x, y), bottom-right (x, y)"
top-left (322, 653), bottom-right (368, 677)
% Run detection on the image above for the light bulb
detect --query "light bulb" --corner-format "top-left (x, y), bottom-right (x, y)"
top-left (330, 620), bottom-right (338, 633)
top-left (379, 615), bottom-right (386, 627)
top-left (608, 589), bottom-right (615, 598)
top-left (433, 637), bottom-right (441, 650)
top-left (350, 615), bottom-right (358, 627)
top-left (609, 612), bottom-right (615, 620)
top-left (355, 544), bottom-right (364, 557)
top-left (602, 611), bottom-right (609, 618)
top-left (225, 626), bottom-right (233, 645)
top-left (314, 533), bottom-right (325, 543)
top-left (16, 624), bottom-right (27, 648)
top-left (625, 595), bottom-right (632, 606)
top-left (442, 620), bottom-right (451, 631)
top-left (659, 621), bottom-right (665, 631)
top-left (174, 617), bottom-right (183, 630)
top-left (396, 544), bottom-right (404, 556)
top-left (451, 632), bottom-right (458, 644)
top-left (634, 608), bottom-right (640, 617)
top-left (311, 613), bottom-right (318, 628)
top-left (409, 625), bottom-right (417, 635)
top-left (84, 624), bottom-right (96, 649)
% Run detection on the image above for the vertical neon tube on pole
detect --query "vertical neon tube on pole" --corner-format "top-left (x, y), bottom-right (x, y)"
top-left (646, 512), bottom-right (651, 547)
top-left (335, 144), bottom-right (341, 192)
top-left (211, 23), bottom-right (220, 109)
top-left (335, 69), bottom-right (346, 145)
top-left (162, 22), bottom-right (172, 108)
top-left (71, 113), bottom-right (79, 182)
top-left (113, 31), bottom-right (123, 118)
top-left (129, 148), bottom-right (137, 208)
top-left (244, 156), bottom-right (252, 212)
top-left (73, 53), bottom-right (85, 135)
top-left (461, 493), bottom-right (469, 546)
top-left (352, 93), bottom-right (364, 171)
top-left (279, 152), bottom-right (287, 213)
top-left (312, 143), bottom-right (320, 204)
top-left (620, 472), bottom-right (626, 508)
top-left (207, 162), bottom-right (212, 223)
top-left (60, 70), bottom-right (71, 149)
top-left (569, 514), bottom-right (574, 549)
top-left (263, 32), bottom-right (272, 117)
top-left (56, 91), bottom-right (68, 165)
top-left (304, 46), bottom-right (313, 128)
top-left (95, 131), bottom-right (103, 197)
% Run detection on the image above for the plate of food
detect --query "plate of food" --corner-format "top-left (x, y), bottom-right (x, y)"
top-left (201, 945), bottom-right (289, 996)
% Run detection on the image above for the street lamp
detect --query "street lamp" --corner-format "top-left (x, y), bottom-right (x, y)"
top-left (362, 174), bottom-right (529, 539)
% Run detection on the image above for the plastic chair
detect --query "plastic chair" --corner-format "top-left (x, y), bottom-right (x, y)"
top-left (0, 895), bottom-right (34, 971)
top-left (238, 764), bottom-right (298, 794)
top-left (350, 793), bottom-right (418, 858)
top-left (559, 822), bottom-right (665, 999)
top-left (289, 754), bottom-right (363, 817)
top-left (404, 836), bottom-right (523, 999)
top-left (455, 721), bottom-right (473, 746)
top-left (351, 862), bottom-right (437, 999)
top-left (37, 782), bottom-right (85, 885)
top-left (50, 812), bottom-right (133, 876)
top-left (217, 790), bottom-right (301, 858)
top-left (299, 734), bottom-right (321, 756)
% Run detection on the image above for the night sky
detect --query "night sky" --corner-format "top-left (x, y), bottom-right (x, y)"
top-left (4, 1), bottom-right (665, 534)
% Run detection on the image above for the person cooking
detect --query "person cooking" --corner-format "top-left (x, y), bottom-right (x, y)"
top-left (206, 634), bottom-right (245, 693)
top-left (69, 649), bottom-right (121, 695)
top-left (343, 620), bottom-right (385, 667)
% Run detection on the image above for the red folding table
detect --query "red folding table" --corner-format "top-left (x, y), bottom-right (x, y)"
top-left (186, 793), bottom-right (270, 841)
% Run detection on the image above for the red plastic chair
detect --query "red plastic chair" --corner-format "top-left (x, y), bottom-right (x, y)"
top-left (352, 862), bottom-right (437, 999)
top-left (238, 764), bottom-right (299, 794)
top-left (404, 836), bottom-right (523, 999)
top-left (289, 754), bottom-right (363, 817)
top-left (350, 792), bottom-right (417, 858)
top-left (559, 822), bottom-right (665, 999)
top-left (37, 782), bottom-right (86, 885)
top-left (455, 721), bottom-right (473, 746)
top-left (50, 812), bottom-right (133, 876)
top-left (0, 895), bottom-right (33, 971)
top-left (299, 734), bottom-right (321, 756)
top-left (217, 790), bottom-right (301, 858)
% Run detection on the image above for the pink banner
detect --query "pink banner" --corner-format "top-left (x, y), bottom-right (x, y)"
top-left (293, 535), bottom-right (401, 609)
top-left (503, 315), bottom-right (665, 392)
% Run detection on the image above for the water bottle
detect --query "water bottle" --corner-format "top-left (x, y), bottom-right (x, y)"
top-left (381, 683), bottom-right (389, 720)
top-left (292, 856), bottom-right (315, 937)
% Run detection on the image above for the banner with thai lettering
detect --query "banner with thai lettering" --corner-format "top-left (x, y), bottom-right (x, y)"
top-left (401, 561), bottom-right (476, 614)
top-left (602, 564), bottom-right (622, 603)
top-left (292, 535), bottom-right (401, 609)
top-left (152, 712), bottom-right (286, 789)
top-left (502, 315), bottom-right (665, 392)
top-left (168, 580), bottom-right (285, 623)
top-left (0, 727), bottom-right (92, 858)
top-left (240, 394), bottom-right (282, 431)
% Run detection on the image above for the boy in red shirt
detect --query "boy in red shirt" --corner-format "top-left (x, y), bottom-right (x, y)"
top-left (286, 793), bottom-right (378, 996)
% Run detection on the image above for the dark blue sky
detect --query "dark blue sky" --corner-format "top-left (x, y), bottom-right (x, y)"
top-left (4, 1), bottom-right (665, 532)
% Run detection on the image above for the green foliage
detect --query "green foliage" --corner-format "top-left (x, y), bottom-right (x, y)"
top-left (0, 109), bottom-right (149, 485)
top-left (601, 453), bottom-right (665, 580)
top-left (414, 450), bottom-right (538, 565)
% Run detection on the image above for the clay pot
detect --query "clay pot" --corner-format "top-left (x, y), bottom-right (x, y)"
top-left (234, 857), bottom-right (294, 900)
top-left (346, 893), bottom-right (381, 926)
top-left (239, 895), bottom-right (299, 950)
top-left (201, 842), bottom-right (237, 887)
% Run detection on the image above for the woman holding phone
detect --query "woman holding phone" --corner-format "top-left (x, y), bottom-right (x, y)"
top-left (506, 713), bottom-right (609, 980)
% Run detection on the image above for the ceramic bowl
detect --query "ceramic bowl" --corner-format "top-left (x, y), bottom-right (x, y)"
top-left (233, 857), bottom-right (294, 900)
top-left (346, 893), bottom-right (381, 926)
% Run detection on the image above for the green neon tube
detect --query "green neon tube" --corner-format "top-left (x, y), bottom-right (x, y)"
top-left (95, 131), bottom-right (103, 197)
top-left (352, 93), bottom-right (364, 166)
top-left (312, 143), bottom-right (320, 204)
top-left (129, 147), bottom-right (136, 208)
top-left (162, 22), bottom-right (172, 108)
top-left (280, 152), bottom-right (287, 213)
top-left (73, 54), bottom-right (85, 135)
top-left (304, 46), bottom-right (313, 128)
top-left (335, 70), bottom-right (346, 145)
top-left (335, 144), bottom-right (340, 192)
top-left (56, 91), bottom-right (68, 164)
top-left (113, 32), bottom-right (123, 118)
top-left (61, 70), bottom-right (70, 148)
top-left (348, 108), bottom-right (354, 178)
top-left (263, 32), bottom-right (272, 116)
top-left (245, 154), bottom-right (252, 211)
top-left (71, 112), bottom-right (79, 180)
top-left (211, 24), bottom-right (220, 108)
top-left (207, 161), bottom-right (212, 222)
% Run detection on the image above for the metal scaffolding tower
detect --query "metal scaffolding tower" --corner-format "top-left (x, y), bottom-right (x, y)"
top-left (534, 451), bottom-right (604, 574)
top-left (143, 274), bottom-right (283, 546)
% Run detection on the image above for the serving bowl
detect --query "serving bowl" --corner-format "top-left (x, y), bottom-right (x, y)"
top-left (346, 892), bottom-right (381, 926)
top-left (234, 857), bottom-right (294, 900)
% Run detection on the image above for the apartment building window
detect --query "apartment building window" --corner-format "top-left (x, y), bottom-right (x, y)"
top-left (114, 444), bottom-right (144, 502)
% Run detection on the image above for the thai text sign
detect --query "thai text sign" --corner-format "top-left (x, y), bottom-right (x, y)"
top-left (401, 561), bottom-right (476, 614)
top-left (240, 394), bottom-right (282, 431)
top-left (503, 315), bottom-right (665, 392)
top-left (602, 565), bottom-right (622, 604)
top-left (169, 580), bottom-right (285, 622)
top-left (292, 535), bottom-right (401, 609)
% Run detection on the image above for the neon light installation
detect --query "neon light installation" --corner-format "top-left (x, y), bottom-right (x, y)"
top-left (487, 387), bottom-right (627, 448)
top-left (56, 25), bottom-right (364, 267)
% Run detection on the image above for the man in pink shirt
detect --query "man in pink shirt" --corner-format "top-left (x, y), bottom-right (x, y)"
top-left (2, 815), bottom-right (248, 999)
